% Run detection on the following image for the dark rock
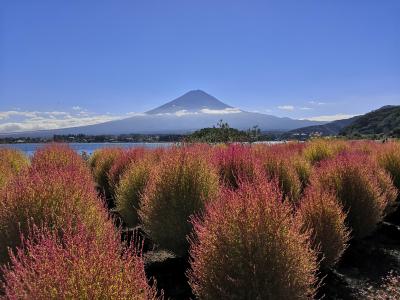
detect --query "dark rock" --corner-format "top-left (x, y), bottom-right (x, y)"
top-left (376, 222), bottom-right (400, 241)
top-left (144, 250), bottom-right (193, 300)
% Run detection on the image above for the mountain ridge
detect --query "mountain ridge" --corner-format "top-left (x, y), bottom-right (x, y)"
top-left (146, 90), bottom-right (233, 114)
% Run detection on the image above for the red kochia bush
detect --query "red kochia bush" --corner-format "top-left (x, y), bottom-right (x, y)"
top-left (140, 147), bottom-right (219, 255)
top-left (188, 181), bottom-right (318, 299)
top-left (0, 148), bottom-right (29, 189)
top-left (310, 153), bottom-right (396, 239)
top-left (0, 165), bottom-right (112, 265)
top-left (213, 144), bottom-right (263, 189)
top-left (1, 223), bottom-right (159, 299)
top-left (297, 187), bottom-right (350, 269)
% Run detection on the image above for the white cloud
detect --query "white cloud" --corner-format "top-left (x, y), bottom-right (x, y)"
top-left (300, 107), bottom-right (312, 110)
top-left (304, 113), bottom-right (357, 122)
top-left (277, 105), bottom-right (294, 111)
top-left (174, 110), bottom-right (192, 117)
top-left (200, 108), bottom-right (242, 114)
top-left (152, 108), bottom-right (242, 117)
top-left (72, 106), bottom-right (83, 111)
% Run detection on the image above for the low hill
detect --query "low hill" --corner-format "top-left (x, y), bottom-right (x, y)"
top-left (340, 105), bottom-right (400, 137)
top-left (282, 116), bottom-right (360, 139)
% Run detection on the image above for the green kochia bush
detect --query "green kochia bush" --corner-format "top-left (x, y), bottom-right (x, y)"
top-left (1, 222), bottom-right (159, 299)
top-left (303, 139), bottom-right (348, 165)
top-left (297, 187), bottom-right (350, 269)
top-left (377, 142), bottom-right (400, 191)
top-left (188, 181), bottom-right (318, 299)
top-left (116, 158), bottom-right (153, 227)
top-left (140, 147), bottom-right (219, 256)
top-left (108, 148), bottom-right (148, 197)
top-left (89, 148), bottom-right (124, 198)
top-left (310, 153), bottom-right (396, 239)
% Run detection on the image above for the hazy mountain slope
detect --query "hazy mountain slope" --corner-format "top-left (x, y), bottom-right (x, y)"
top-left (340, 105), bottom-right (400, 136)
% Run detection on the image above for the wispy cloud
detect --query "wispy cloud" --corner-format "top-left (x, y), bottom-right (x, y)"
top-left (277, 105), bottom-right (294, 111)
top-left (304, 113), bottom-right (357, 122)
top-left (72, 106), bottom-right (83, 111)
top-left (308, 101), bottom-right (328, 106)
top-left (0, 110), bottom-right (124, 133)
top-left (300, 107), bottom-right (312, 110)
top-left (0, 111), bottom-right (70, 120)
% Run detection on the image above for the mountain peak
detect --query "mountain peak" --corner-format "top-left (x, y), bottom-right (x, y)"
top-left (146, 90), bottom-right (232, 114)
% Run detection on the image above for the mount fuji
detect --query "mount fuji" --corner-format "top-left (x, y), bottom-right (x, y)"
top-left (2, 90), bottom-right (326, 137)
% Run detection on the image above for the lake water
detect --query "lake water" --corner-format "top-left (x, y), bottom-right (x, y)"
top-left (0, 142), bottom-right (175, 156)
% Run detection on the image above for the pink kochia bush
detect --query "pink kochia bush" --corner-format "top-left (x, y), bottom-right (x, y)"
top-left (0, 148), bottom-right (29, 189)
top-left (188, 181), bottom-right (318, 299)
top-left (1, 223), bottom-right (159, 299)
top-left (310, 153), bottom-right (397, 239)
top-left (213, 144), bottom-right (263, 189)
top-left (140, 146), bottom-right (219, 255)
top-left (297, 187), bottom-right (350, 269)
top-left (0, 162), bottom-right (112, 265)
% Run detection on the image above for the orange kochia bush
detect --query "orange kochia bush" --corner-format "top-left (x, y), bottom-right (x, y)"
top-left (253, 144), bottom-right (303, 203)
top-left (140, 146), bottom-right (219, 255)
top-left (297, 187), bottom-right (350, 269)
top-left (188, 181), bottom-right (318, 299)
top-left (1, 222), bottom-right (159, 299)
top-left (0, 148), bottom-right (29, 189)
top-left (309, 153), bottom-right (397, 239)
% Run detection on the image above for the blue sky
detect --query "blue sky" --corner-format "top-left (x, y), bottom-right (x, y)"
top-left (0, 0), bottom-right (399, 132)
